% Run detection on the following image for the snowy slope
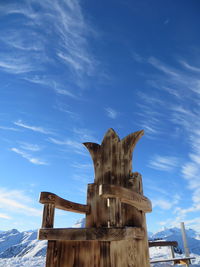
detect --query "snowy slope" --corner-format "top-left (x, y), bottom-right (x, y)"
top-left (0, 229), bottom-right (47, 258)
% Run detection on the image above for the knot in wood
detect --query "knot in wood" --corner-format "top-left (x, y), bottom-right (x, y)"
top-left (48, 194), bottom-right (55, 201)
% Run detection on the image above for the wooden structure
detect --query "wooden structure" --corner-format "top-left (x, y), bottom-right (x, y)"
top-left (150, 257), bottom-right (195, 266)
top-left (149, 240), bottom-right (195, 266)
top-left (38, 129), bottom-right (152, 267)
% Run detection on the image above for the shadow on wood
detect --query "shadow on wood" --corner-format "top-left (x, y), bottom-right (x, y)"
top-left (38, 128), bottom-right (152, 267)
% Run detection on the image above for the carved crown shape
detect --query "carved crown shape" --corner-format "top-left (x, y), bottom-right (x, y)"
top-left (83, 128), bottom-right (144, 186)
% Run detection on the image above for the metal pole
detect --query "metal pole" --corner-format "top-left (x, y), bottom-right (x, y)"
top-left (180, 222), bottom-right (190, 257)
top-left (170, 245), bottom-right (175, 258)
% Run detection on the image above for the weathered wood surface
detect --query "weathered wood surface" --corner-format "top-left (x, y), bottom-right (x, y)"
top-left (99, 184), bottom-right (152, 212)
top-left (38, 227), bottom-right (144, 241)
top-left (41, 204), bottom-right (55, 228)
top-left (46, 240), bottom-right (151, 267)
top-left (83, 129), bottom-right (144, 186)
top-left (149, 240), bottom-right (178, 247)
top-left (40, 191), bottom-right (90, 214)
top-left (41, 129), bottom-right (152, 267)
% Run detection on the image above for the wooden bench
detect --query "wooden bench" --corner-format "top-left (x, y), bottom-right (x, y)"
top-left (149, 240), bottom-right (195, 266)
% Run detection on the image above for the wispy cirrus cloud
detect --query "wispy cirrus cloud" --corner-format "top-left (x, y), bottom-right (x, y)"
top-left (14, 120), bottom-right (53, 134)
top-left (11, 147), bottom-right (47, 165)
top-left (0, 54), bottom-right (36, 74)
top-left (152, 194), bottom-right (180, 210)
top-left (24, 77), bottom-right (78, 99)
top-left (71, 162), bottom-right (93, 169)
top-left (54, 88), bottom-right (77, 98)
top-left (169, 107), bottom-right (200, 209)
top-left (148, 155), bottom-right (179, 171)
top-left (18, 142), bottom-right (42, 152)
top-left (0, 0), bottom-right (96, 86)
top-left (148, 57), bottom-right (180, 78)
top-left (105, 107), bottom-right (118, 119)
top-left (49, 137), bottom-right (85, 155)
top-left (0, 187), bottom-right (41, 217)
top-left (180, 60), bottom-right (200, 72)
top-left (136, 54), bottom-right (200, 229)
top-left (0, 213), bottom-right (11, 219)
top-left (0, 126), bottom-right (20, 131)
top-left (136, 91), bottom-right (168, 138)
top-left (72, 128), bottom-right (97, 142)
top-left (54, 102), bottom-right (79, 119)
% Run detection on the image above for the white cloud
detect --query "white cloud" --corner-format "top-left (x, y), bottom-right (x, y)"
top-left (105, 107), bottom-right (118, 119)
top-left (152, 199), bottom-right (172, 210)
top-left (71, 162), bottom-right (93, 169)
top-left (148, 57), bottom-right (179, 78)
top-left (73, 128), bottom-right (97, 142)
top-left (48, 136), bottom-right (90, 156)
top-left (14, 120), bottom-right (53, 134)
top-left (0, 188), bottom-right (41, 217)
top-left (0, 54), bottom-right (36, 74)
top-left (0, 0), bottom-right (96, 82)
top-left (54, 88), bottom-right (77, 98)
top-left (141, 123), bottom-right (159, 136)
top-left (11, 148), bottom-right (47, 165)
top-left (148, 155), bottom-right (179, 171)
top-left (49, 137), bottom-right (84, 150)
top-left (0, 126), bottom-right (20, 131)
top-left (0, 213), bottom-right (11, 219)
top-left (136, 55), bottom-right (200, 229)
top-left (180, 60), bottom-right (200, 72)
top-left (152, 194), bottom-right (180, 210)
top-left (19, 142), bottom-right (42, 152)
top-left (54, 102), bottom-right (79, 119)
top-left (136, 99), bottom-right (165, 138)
top-left (24, 77), bottom-right (77, 99)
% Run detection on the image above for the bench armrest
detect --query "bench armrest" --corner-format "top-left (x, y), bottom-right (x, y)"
top-left (39, 192), bottom-right (90, 228)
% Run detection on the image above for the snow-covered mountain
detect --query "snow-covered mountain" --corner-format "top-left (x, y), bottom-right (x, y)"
top-left (0, 229), bottom-right (47, 258)
top-left (150, 227), bottom-right (200, 255)
top-left (0, 219), bottom-right (86, 260)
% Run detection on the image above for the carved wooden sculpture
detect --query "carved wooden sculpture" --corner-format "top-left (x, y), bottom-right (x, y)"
top-left (38, 129), bottom-right (152, 267)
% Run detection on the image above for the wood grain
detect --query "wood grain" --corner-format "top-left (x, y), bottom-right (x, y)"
top-left (38, 227), bottom-right (144, 241)
top-left (41, 204), bottom-right (55, 228)
top-left (40, 191), bottom-right (90, 214)
top-left (99, 184), bottom-right (152, 212)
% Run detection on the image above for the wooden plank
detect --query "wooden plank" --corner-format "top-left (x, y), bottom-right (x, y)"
top-left (38, 227), bottom-right (144, 241)
top-left (85, 183), bottom-right (109, 227)
top-left (150, 257), bottom-right (195, 263)
top-left (149, 241), bottom-right (178, 247)
top-left (42, 204), bottom-right (55, 228)
top-left (99, 184), bottom-right (152, 212)
top-left (39, 192), bottom-right (90, 214)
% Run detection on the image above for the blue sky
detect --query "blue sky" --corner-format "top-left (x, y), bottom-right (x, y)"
top-left (0, 0), bottom-right (200, 233)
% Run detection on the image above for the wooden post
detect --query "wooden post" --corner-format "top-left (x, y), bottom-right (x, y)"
top-left (42, 204), bottom-right (55, 228)
top-left (170, 245), bottom-right (175, 259)
top-left (39, 129), bottom-right (152, 267)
